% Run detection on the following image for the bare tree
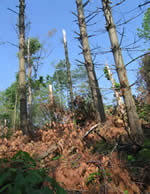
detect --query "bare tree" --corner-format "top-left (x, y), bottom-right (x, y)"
top-left (19, 0), bottom-right (28, 134)
top-left (76, 0), bottom-right (106, 123)
top-left (101, 0), bottom-right (143, 140)
top-left (62, 29), bottom-right (75, 111)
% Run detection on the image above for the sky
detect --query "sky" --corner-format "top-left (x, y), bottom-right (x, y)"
top-left (0, 0), bottom-right (149, 103)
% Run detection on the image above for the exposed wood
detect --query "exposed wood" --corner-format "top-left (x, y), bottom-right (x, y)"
top-left (49, 84), bottom-right (54, 105)
top-left (83, 123), bottom-right (107, 142)
top-left (62, 29), bottom-right (74, 111)
top-left (105, 61), bottom-right (125, 115)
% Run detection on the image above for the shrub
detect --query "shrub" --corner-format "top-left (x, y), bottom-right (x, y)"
top-left (0, 150), bottom-right (66, 194)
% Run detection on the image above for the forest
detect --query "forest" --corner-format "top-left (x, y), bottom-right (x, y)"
top-left (0, 0), bottom-right (150, 193)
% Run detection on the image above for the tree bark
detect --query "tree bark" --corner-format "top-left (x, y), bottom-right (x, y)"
top-left (27, 38), bottom-right (32, 124)
top-left (19, 0), bottom-right (28, 134)
top-left (102, 0), bottom-right (143, 138)
top-left (13, 93), bottom-right (18, 132)
top-left (76, 0), bottom-right (106, 123)
top-left (62, 29), bottom-right (75, 111)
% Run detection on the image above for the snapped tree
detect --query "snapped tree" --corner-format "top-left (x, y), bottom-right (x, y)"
top-left (62, 29), bottom-right (74, 111)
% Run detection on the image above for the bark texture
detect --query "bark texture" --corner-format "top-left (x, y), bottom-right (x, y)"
top-left (62, 29), bottom-right (75, 111)
top-left (19, 0), bottom-right (28, 134)
top-left (27, 38), bottom-right (32, 123)
top-left (76, 0), bottom-right (106, 123)
top-left (102, 0), bottom-right (143, 137)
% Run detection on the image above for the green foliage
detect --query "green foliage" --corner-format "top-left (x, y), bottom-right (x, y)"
top-left (92, 140), bottom-right (113, 154)
top-left (137, 55), bottom-right (150, 93)
top-left (114, 82), bottom-right (120, 90)
top-left (51, 155), bottom-right (61, 161)
top-left (143, 139), bottom-right (150, 147)
top-left (86, 169), bottom-right (112, 186)
top-left (104, 67), bottom-right (110, 80)
top-left (104, 67), bottom-right (120, 91)
top-left (135, 98), bottom-right (150, 121)
top-left (137, 8), bottom-right (150, 41)
top-left (0, 74), bottom-right (19, 128)
top-left (127, 155), bottom-right (136, 162)
top-left (49, 60), bottom-right (68, 106)
top-left (0, 59), bottom-right (91, 127)
top-left (72, 65), bottom-right (91, 96)
top-left (86, 171), bottom-right (101, 185)
top-left (0, 150), bottom-right (66, 194)
top-left (25, 38), bottom-right (41, 56)
top-left (124, 190), bottom-right (129, 194)
top-left (137, 148), bottom-right (150, 161)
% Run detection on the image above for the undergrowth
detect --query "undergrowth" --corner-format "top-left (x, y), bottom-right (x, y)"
top-left (0, 150), bottom-right (66, 194)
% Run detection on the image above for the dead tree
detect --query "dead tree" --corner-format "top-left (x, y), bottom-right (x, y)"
top-left (101, 0), bottom-right (143, 139)
top-left (19, 0), bottom-right (28, 134)
top-left (76, 0), bottom-right (106, 123)
top-left (105, 61), bottom-right (125, 115)
top-left (62, 29), bottom-right (75, 111)
top-left (49, 84), bottom-right (54, 105)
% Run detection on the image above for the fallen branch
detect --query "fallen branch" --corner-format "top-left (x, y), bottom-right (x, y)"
top-left (83, 123), bottom-right (107, 142)
top-left (83, 123), bottom-right (100, 139)
top-left (34, 143), bottom-right (59, 161)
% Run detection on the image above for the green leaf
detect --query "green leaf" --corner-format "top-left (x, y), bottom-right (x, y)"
top-left (56, 186), bottom-right (66, 194)
top-left (13, 171), bottom-right (25, 190)
top-left (42, 186), bottom-right (54, 194)
top-left (0, 171), bottom-right (11, 186)
top-left (124, 190), bottom-right (129, 194)
top-left (46, 177), bottom-right (66, 194)
top-left (0, 183), bottom-right (11, 193)
top-left (25, 170), bottom-right (43, 185)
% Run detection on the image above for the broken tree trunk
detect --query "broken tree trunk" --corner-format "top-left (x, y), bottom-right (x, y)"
top-left (62, 29), bottom-right (75, 111)
top-left (105, 61), bottom-right (125, 115)
top-left (49, 84), bottom-right (54, 105)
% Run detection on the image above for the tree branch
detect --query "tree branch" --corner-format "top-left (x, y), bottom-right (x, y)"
top-left (125, 52), bottom-right (150, 67)
top-left (7, 8), bottom-right (18, 15)
top-left (138, 1), bottom-right (150, 8)
top-left (83, 0), bottom-right (91, 8)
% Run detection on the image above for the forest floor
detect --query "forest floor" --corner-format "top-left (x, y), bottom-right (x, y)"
top-left (0, 115), bottom-right (150, 194)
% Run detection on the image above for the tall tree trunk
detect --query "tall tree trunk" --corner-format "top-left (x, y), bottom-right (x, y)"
top-left (27, 38), bottom-right (32, 124)
top-left (102, 0), bottom-right (143, 139)
top-left (76, 0), bottom-right (106, 123)
top-left (62, 29), bottom-right (75, 111)
top-left (19, 0), bottom-right (28, 134)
